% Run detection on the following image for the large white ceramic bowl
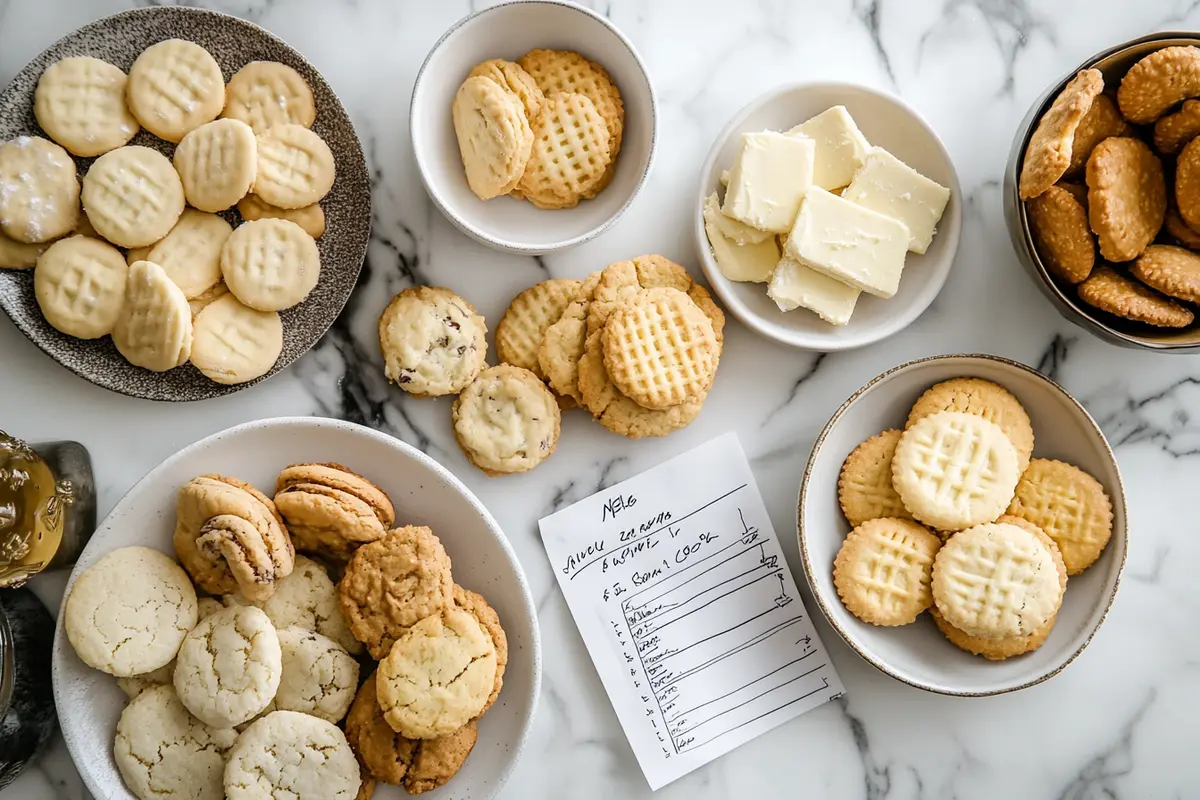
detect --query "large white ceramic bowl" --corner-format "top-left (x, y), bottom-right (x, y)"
top-left (798, 355), bottom-right (1126, 696)
top-left (695, 83), bottom-right (962, 351)
top-left (411, 0), bottom-right (656, 254)
top-left (52, 417), bottom-right (540, 799)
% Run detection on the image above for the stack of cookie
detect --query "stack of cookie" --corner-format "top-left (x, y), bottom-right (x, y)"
top-left (1021, 47), bottom-right (1200, 330)
top-left (453, 49), bottom-right (624, 208)
top-left (832, 377), bottom-right (1115, 660)
top-left (4, 40), bottom-right (335, 384)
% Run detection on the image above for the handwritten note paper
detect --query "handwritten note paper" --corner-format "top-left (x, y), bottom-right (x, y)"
top-left (538, 433), bottom-right (844, 790)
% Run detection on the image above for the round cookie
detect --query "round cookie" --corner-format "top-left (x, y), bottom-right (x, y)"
top-left (190, 294), bottom-right (283, 385)
top-left (338, 525), bottom-right (455, 659)
top-left (126, 39), bottom-right (224, 142)
top-left (496, 278), bottom-right (582, 378)
top-left (1130, 244), bottom-right (1200, 303)
top-left (833, 517), bottom-right (941, 626)
top-left (0, 135), bottom-right (79, 243)
top-left (837, 429), bottom-right (912, 528)
top-left (147, 209), bottom-right (233, 298)
top-left (1086, 136), bottom-right (1166, 263)
top-left (274, 480), bottom-right (389, 561)
top-left (930, 607), bottom-right (1056, 661)
top-left (906, 377), bottom-right (1035, 474)
top-left (452, 364), bottom-right (561, 475)
top-left (1066, 94), bottom-right (1133, 175)
top-left (118, 597), bottom-right (225, 700)
top-left (589, 255), bottom-right (726, 341)
top-left (0, 229), bottom-right (49, 270)
top-left (1176, 136), bottom-right (1200, 233)
top-left (83, 146), bottom-right (185, 248)
top-left (515, 91), bottom-right (610, 209)
top-left (378, 286), bottom-right (487, 397)
top-left (34, 235), bottom-right (128, 339)
top-left (1154, 98), bottom-right (1200, 155)
top-left (34, 57), bottom-right (139, 157)
top-left (538, 270), bottom-right (602, 403)
top-left (1006, 458), bottom-right (1114, 575)
top-left (454, 585), bottom-right (507, 715)
top-left (470, 58), bottom-right (543, 121)
top-left (174, 118), bottom-right (258, 212)
top-left (268, 627), bottom-right (359, 723)
top-left (1117, 45), bottom-right (1200, 124)
top-left (237, 193), bottom-right (326, 238)
top-left (220, 217), bottom-right (321, 311)
top-left (174, 605), bottom-right (282, 728)
top-left (276, 463), bottom-right (396, 528)
top-left (112, 259), bottom-right (194, 372)
top-left (1077, 265), bottom-right (1194, 327)
top-left (225, 710), bottom-right (361, 800)
top-left (1019, 69), bottom-right (1103, 200)
top-left (222, 61), bottom-right (316, 132)
top-left (114, 685), bottom-right (237, 800)
top-left (254, 123), bottom-right (335, 208)
top-left (452, 75), bottom-right (533, 200)
top-left (64, 546), bottom-right (198, 677)
top-left (1163, 205), bottom-right (1200, 249)
top-left (376, 609), bottom-right (497, 739)
top-left (1026, 184), bottom-right (1095, 285)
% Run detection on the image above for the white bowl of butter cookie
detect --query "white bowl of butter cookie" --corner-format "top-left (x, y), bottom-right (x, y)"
top-left (695, 83), bottom-right (962, 351)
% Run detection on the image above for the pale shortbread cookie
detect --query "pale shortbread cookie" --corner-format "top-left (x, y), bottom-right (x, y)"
top-left (113, 259), bottom-right (194, 371)
top-left (452, 364), bottom-right (562, 475)
top-left (222, 61), bottom-right (316, 132)
top-left (892, 410), bottom-right (1021, 532)
top-left (225, 711), bottom-right (361, 800)
top-left (378, 286), bottom-right (487, 397)
top-left (188, 282), bottom-right (229, 317)
top-left (114, 685), bottom-right (237, 800)
top-left (837, 429), bottom-right (912, 527)
top-left (147, 208), bottom-right (233, 298)
top-left (126, 39), bottom-right (225, 142)
top-left (1006, 458), bottom-right (1114, 575)
top-left (516, 92), bottom-right (611, 209)
top-left (906, 377), bottom-right (1035, 474)
top-left (452, 75), bottom-right (533, 200)
top-left (118, 597), bottom-right (225, 700)
top-left (0, 136), bottom-right (79, 243)
top-left (34, 235), bottom-right (128, 338)
top-left (190, 293), bottom-right (283, 385)
top-left (266, 627), bottom-right (359, 723)
top-left (932, 519), bottom-right (1067, 639)
top-left (832, 517), bottom-right (941, 626)
top-left (538, 271), bottom-right (602, 403)
top-left (220, 217), bottom-right (321, 311)
top-left (35, 57), bottom-right (139, 157)
top-left (174, 118), bottom-right (258, 212)
top-left (254, 123), bottom-right (335, 209)
top-left (469, 58), bottom-right (544, 122)
top-left (376, 610), bottom-right (498, 739)
top-left (237, 193), bottom-right (325, 238)
top-left (82, 146), bottom-right (185, 247)
top-left (126, 244), bottom-right (153, 265)
top-left (64, 545), bottom-right (198, 677)
top-left (174, 605), bottom-right (282, 728)
top-left (495, 278), bottom-right (581, 378)
top-left (0, 230), bottom-right (49, 270)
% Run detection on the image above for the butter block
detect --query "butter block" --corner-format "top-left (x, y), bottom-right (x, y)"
top-left (703, 193), bottom-right (779, 282)
top-left (789, 106), bottom-right (870, 191)
top-left (704, 192), bottom-right (772, 246)
top-left (843, 146), bottom-right (951, 254)
top-left (786, 186), bottom-right (910, 299)
top-left (768, 255), bottom-right (860, 325)
top-left (722, 131), bottom-right (815, 233)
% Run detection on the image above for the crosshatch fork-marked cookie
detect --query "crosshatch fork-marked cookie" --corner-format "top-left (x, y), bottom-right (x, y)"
top-left (0, 135), bottom-right (79, 244)
top-left (174, 118), bottom-right (258, 212)
top-left (254, 123), bottom-right (336, 209)
top-left (833, 517), bottom-right (941, 626)
top-left (222, 61), bottom-right (316, 132)
top-left (34, 236), bottom-right (128, 339)
top-left (1006, 458), bottom-right (1114, 575)
top-left (906, 378), bottom-right (1035, 474)
top-left (82, 145), bottom-right (185, 248)
top-left (452, 75), bottom-right (533, 200)
top-left (34, 57), bottom-right (139, 157)
top-left (495, 277), bottom-right (581, 378)
top-left (378, 286), bottom-right (487, 397)
top-left (838, 430), bottom-right (912, 527)
top-left (220, 218), bottom-right (321, 311)
top-left (517, 92), bottom-right (611, 209)
top-left (147, 208), bottom-right (232, 298)
top-left (112, 259), bottom-right (193, 372)
top-left (892, 410), bottom-right (1021, 532)
top-left (452, 364), bottom-right (562, 475)
top-left (126, 39), bottom-right (225, 142)
top-left (932, 519), bottom-right (1067, 639)
top-left (190, 294), bottom-right (283, 385)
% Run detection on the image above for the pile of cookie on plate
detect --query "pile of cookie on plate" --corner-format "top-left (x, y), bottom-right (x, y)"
top-left (3, 38), bottom-right (335, 384)
top-left (1021, 45), bottom-right (1200, 330)
top-left (63, 462), bottom-right (506, 799)
top-left (831, 378), bottom-right (1114, 660)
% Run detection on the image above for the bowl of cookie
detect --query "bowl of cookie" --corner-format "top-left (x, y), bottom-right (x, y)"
top-left (1006, 32), bottom-right (1200, 351)
top-left (798, 354), bottom-right (1126, 696)
top-left (52, 417), bottom-right (539, 799)
top-left (410, 0), bottom-right (656, 254)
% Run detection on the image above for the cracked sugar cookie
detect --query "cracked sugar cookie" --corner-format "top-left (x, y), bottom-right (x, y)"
top-left (0, 135), bottom-right (79, 244)
top-left (225, 710), bottom-right (361, 800)
top-left (253, 123), bottom-right (335, 209)
top-left (117, 597), bottom-right (224, 701)
top-left (222, 61), bottom-right (316, 132)
top-left (452, 364), bottom-right (561, 475)
top-left (378, 286), bottom-right (487, 397)
top-left (82, 146), bottom-right (185, 248)
top-left (127, 39), bottom-right (224, 142)
top-left (64, 545), bottom-right (198, 677)
top-left (174, 118), bottom-right (257, 212)
top-left (220, 217), bottom-right (321, 311)
top-left (265, 627), bottom-right (359, 723)
top-left (35, 57), bottom-right (138, 157)
top-left (454, 584), bottom-right (507, 715)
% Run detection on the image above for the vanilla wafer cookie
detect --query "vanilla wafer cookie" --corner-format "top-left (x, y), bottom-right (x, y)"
top-left (469, 58), bottom-right (545, 123)
top-left (453, 364), bottom-right (561, 475)
top-left (496, 278), bottom-right (581, 378)
top-left (378, 286), bottom-right (487, 397)
top-left (237, 194), bottom-right (325, 238)
top-left (34, 57), bottom-right (138, 157)
top-left (0, 136), bottom-right (79, 244)
top-left (147, 209), bottom-right (232, 298)
top-left (838, 430), bottom-right (912, 527)
top-left (517, 92), bottom-right (611, 209)
top-left (126, 39), bottom-right (225, 142)
top-left (538, 271), bottom-right (602, 403)
top-left (906, 378), bottom-right (1035, 473)
top-left (174, 118), bottom-right (258, 212)
top-left (34, 236), bottom-right (128, 338)
top-left (601, 287), bottom-right (719, 410)
top-left (833, 517), bottom-right (941, 626)
top-left (893, 410), bottom-right (1021, 532)
top-left (113, 259), bottom-right (193, 371)
top-left (930, 606), bottom-right (1056, 661)
top-left (220, 218), bottom-right (320, 311)
top-left (82, 146), bottom-right (185, 248)
top-left (453, 75), bottom-right (533, 201)
top-left (1005, 458), bottom-right (1113, 575)
top-left (222, 61), bottom-right (316, 132)
top-left (254, 124), bottom-right (335, 209)
top-left (190, 293), bottom-right (283, 385)
top-left (932, 519), bottom-right (1066, 639)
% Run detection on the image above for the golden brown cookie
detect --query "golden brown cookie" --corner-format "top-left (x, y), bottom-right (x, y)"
top-left (905, 377), bottom-right (1035, 474)
top-left (1086, 137), bottom-right (1167, 262)
top-left (1026, 184), bottom-right (1095, 284)
top-left (1118, 45), bottom-right (1200, 124)
top-left (1058, 182), bottom-right (1089, 209)
top-left (1155, 98), bottom-right (1200, 155)
top-left (495, 278), bottom-right (582, 378)
top-left (452, 365), bottom-right (561, 476)
top-left (1077, 265), bottom-right (1194, 327)
top-left (590, 255), bottom-right (726, 344)
top-left (468, 58), bottom-right (544, 123)
top-left (930, 607), bottom-right (1056, 661)
top-left (274, 482), bottom-right (388, 562)
top-left (538, 271), bottom-right (602, 403)
top-left (1164, 205), bottom-right (1200, 249)
top-left (515, 92), bottom-right (611, 209)
top-left (1006, 459), bottom-right (1114, 575)
top-left (1130, 244), bottom-right (1200, 303)
top-left (1019, 69), bottom-right (1104, 200)
top-left (1175, 136), bottom-right (1200, 232)
top-left (276, 463), bottom-right (394, 524)
top-left (837, 430), bottom-right (912, 528)
top-left (454, 585), bottom-right (507, 715)
top-left (337, 526), bottom-right (454, 659)
top-left (832, 517), bottom-right (941, 627)
top-left (1067, 94), bottom-right (1134, 175)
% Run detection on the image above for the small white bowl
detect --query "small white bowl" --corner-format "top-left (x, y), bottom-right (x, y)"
top-left (411, 0), bottom-right (656, 255)
top-left (695, 83), bottom-right (962, 351)
top-left (52, 417), bottom-right (540, 800)
top-left (798, 355), bottom-right (1126, 696)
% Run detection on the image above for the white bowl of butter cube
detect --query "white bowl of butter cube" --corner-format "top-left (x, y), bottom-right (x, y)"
top-left (694, 83), bottom-right (962, 351)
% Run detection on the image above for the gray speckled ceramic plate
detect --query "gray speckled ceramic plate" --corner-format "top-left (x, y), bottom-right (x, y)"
top-left (0, 7), bottom-right (370, 401)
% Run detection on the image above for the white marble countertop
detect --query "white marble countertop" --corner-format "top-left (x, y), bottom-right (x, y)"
top-left (5, 0), bottom-right (1200, 797)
